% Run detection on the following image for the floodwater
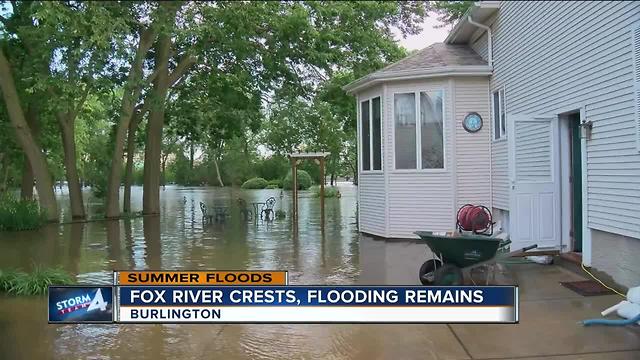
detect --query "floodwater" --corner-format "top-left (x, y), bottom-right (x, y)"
top-left (0, 184), bottom-right (441, 360)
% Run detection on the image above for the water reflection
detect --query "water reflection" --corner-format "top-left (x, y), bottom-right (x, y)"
top-left (0, 184), bottom-right (408, 359)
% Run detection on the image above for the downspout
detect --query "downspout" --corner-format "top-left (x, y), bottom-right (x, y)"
top-left (468, 16), bottom-right (493, 66)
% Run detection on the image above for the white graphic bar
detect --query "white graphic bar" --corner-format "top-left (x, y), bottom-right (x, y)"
top-left (118, 306), bottom-right (516, 323)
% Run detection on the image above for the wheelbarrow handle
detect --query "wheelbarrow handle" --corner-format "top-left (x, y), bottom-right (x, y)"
top-left (522, 244), bottom-right (538, 252)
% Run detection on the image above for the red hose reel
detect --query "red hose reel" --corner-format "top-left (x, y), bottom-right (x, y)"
top-left (456, 204), bottom-right (494, 236)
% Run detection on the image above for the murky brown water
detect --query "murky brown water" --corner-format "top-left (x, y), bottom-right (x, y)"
top-left (0, 185), bottom-right (447, 360)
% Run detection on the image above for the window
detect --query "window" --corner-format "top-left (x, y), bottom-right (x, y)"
top-left (493, 88), bottom-right (506, 140)
top-left (361, 100), bottom-right (370, 171)
top-left (420, 91), bottom-right (444, 169)
top-left (360, 96), bottom-right (382, 171)
top-left (394, 90), bottom-right (445, 170)
top-left (372, 97), bottom-right (382, 170)
top-left (394, 93), bottom-right (417, 169)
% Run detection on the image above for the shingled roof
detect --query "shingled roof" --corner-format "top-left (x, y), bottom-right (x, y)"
top-left (344, 43), bottom-right (491, 93)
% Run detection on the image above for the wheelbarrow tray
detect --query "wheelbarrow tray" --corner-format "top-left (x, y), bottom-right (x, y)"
top-left (414, 231), bottom-right (504, 269)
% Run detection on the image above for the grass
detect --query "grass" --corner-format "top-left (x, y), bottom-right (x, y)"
top-left (311, 186), bottom-right (341, 198)
top-left (0, 193), bottom-right (47, 231)
top-left (0, 267), bottom-right (75, 296)
top-left (241, 177), bottom-right (268, 189)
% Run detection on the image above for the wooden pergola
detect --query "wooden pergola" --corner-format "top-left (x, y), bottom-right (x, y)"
top-left (288, 152), bottom-right (330, 227)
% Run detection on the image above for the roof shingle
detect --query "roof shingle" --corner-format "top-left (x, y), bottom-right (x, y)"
top-left (378, 43), bottom-right (487, 74)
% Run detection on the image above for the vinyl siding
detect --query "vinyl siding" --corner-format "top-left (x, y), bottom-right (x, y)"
top-left (480, 0), bottom-right (640, 238)
top-left (470, 30), bottom-right (488, 61)
top-left (357, 86), bottom-right (387, 237)
top-left (385, 79), bottom-right (455, 238)
top-left (454, 78), bottom-right (492, 209)
top-left (358, 175), bottom-right (386, 236)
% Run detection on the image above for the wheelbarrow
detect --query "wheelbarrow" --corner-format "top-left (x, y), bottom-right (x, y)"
top-left (415, 231), bottom-right (538, 285)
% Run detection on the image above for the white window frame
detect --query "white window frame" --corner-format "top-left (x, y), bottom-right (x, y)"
top-left (492, 87), bottom-right (507, 141)
top-left (391, 88), bottom-right (446, 173)
top-left (359, 95), bottom-right (383, 173)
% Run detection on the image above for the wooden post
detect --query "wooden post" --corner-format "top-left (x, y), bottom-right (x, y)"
top-left (319, 156), bottom-right (325, 228)
top-left (291, 157), bottom-right (298, 226)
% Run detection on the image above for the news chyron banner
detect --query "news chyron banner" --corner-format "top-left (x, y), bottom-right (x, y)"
top-left (49, 270), bottom-right (519, 324)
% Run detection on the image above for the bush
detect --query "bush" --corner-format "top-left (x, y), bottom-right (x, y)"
top-left (265, 184), bottom-right (280, 189)
top-left (275, 209), bottom-right (286, 219)
top-left (311, 186), bottom-right (341, 198)
top-left (241, 177), bottom-right (268, 189)
top-left (267, 179), bottom-right (282, 188)
top-left (282, 169), bottom-right (312, 190)
top-left (0, 194), bottom-right (47, 231)
top-left (0, 267), bottom-right (75, 296)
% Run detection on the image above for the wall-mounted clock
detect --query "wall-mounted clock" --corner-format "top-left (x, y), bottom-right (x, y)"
top-left (462, 112), bottom-right (483, 133)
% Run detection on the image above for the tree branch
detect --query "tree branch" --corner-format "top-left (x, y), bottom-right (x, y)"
top-left (168, 54), bottom-right (197, 86)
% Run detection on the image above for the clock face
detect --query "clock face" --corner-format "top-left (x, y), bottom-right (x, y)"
top-left (463, 113), bottom-right (483, 133)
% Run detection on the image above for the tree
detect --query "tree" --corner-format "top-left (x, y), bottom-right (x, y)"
top-left (431, 1), bottom-right (473, 26)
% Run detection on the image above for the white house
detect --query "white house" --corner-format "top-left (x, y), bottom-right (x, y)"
top-left (345, 1), bottom-right (640, 288)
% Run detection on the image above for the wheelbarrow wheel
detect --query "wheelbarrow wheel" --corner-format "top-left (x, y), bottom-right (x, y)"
top-left (434, 264), bottom-right (464, 285)
top-left (418, 259), bottom-right (443, 285)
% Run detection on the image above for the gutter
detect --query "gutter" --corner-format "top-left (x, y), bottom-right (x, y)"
top-left (467, 16), bottom-right (493, 66)
top-left (343, 65), bottom-right (493, 94)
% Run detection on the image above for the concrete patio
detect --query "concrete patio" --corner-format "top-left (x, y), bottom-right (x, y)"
top-left (356, 237), bottom-right (640, 359)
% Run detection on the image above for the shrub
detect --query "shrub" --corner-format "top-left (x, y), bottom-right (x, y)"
top-left (241, 177), bottom-right (268, 189)
top-left (0, 193), bottom-right (47, 231)
top-left (275, 209), bottom-right (286, 219)
top-left (265, 184), bottom-right (280, 189)
top-left (267, 179), bottom-right (282, 188)
top-left (311, 186), bottom-right (341, 198)
top-left (0, 267), bottom-right (74, 296)
top-left (282, 169), bottom-right (312, 190)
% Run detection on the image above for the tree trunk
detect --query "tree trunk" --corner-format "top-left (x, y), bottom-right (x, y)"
top-left (20, 157), bottom-right (34, 199)
top-left (0, 155), bottom-right (8, 193)
top-left (0, 48), bottom-right (58, 220)
top-left (143, 32), bottom-right (171, 215)
top-left (189, 142), bottom-right (194, 170)
top-left (105, 28), bottom-right (156, 218)
top-left (123, 112), bottom-right (141, 213)
top-left (59, 119), bottom-right (86, 218)
top-left (20, 106), bottom-right (39, 200)
top-left (213, 156), bottom-right (224, 187)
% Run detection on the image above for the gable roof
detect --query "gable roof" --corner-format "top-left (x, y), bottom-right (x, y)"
top-left (343, 43), bottom-right (491, 94)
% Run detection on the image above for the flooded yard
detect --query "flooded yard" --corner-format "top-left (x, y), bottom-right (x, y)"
top-left (1, 184), bottom-right (639, 360)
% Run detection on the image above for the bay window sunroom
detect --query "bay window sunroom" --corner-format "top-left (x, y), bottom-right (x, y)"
top-left (345, 43), bottom-right (493, 238)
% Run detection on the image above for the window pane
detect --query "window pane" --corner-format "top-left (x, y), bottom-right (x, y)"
top-left (500, 89), bottom-right (506, 136)
top-left (394, 93), bottom-right (416, 169)
top-left (361, 100), bottom-right (370, 171)
top-left (420, 91), bottom-right (444, 169)
top-left (493, 91), bottom-right (501, 139)
top-left (372, 97), bottom-right (382, 170)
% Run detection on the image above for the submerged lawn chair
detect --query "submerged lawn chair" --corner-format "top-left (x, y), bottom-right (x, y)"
top-left (237, 198), bottom-right (252, 221)
top-left (199, 202), bottom-right (214, 224)
top-left (261, 197), bottom-right (276, 221)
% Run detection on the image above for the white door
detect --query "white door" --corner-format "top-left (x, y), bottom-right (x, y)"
top-left (508, 114), bottom-right (561, 250)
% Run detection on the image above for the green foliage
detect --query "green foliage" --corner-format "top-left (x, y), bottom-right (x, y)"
top-left (265, 184), bottom-right (280, 189)
top-left (267, 179), bottom-right (282, 188)
top-left (275, 209), bottom-right (286, 219)
top-left (0, 267), bottom-right (75, 296)
top-left (256, 155), bottom-right (290, 181)
top-left (241, 177), bottom-right (268, 189)
top-left (283, 169), bottom-right (312, 190)
top-left (311, 186), bottom-right (341, 198)
top-left (0, 194), bottom-right (46, 231)
top-left (432, 1), bottom-right (474, 26)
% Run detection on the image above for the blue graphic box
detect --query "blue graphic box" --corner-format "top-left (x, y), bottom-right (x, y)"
top-left (48, 286), bottom-right (114, 323)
